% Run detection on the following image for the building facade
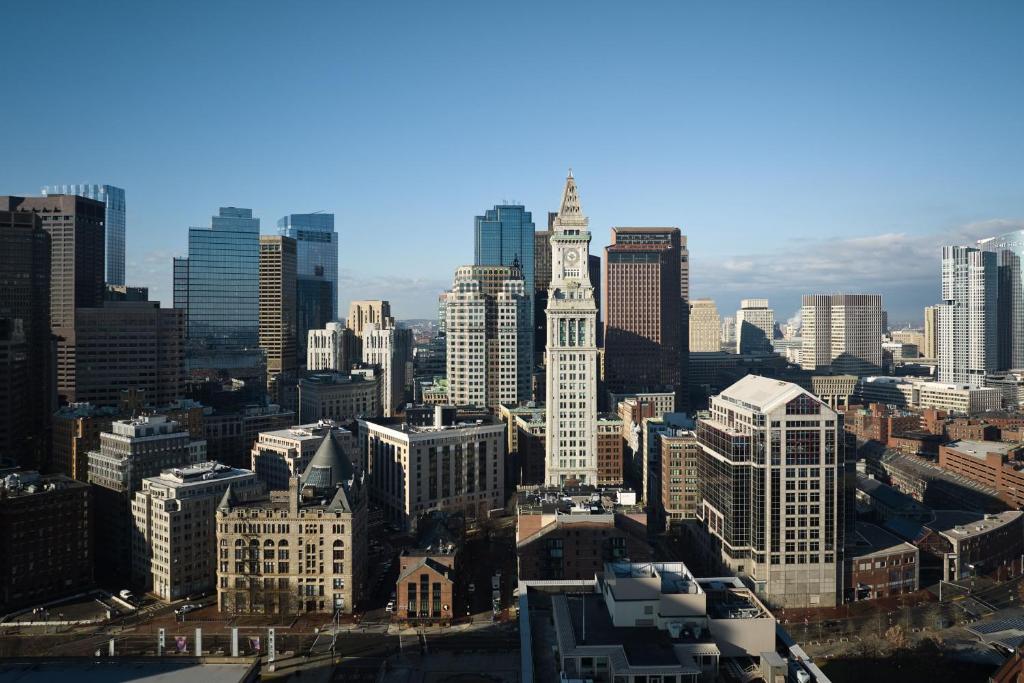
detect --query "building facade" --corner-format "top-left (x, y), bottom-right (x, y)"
top-left (132, 462), bottom-right (261, 601)
top-left (347, 300), bottom-right (391, 338)
top-left (661, 430), bottom-right (701, 523)
top-left (215, 433), bottom-right (367, 615)
top-left (299, 371), bottom-right (382, 423)
top-left (689, 299), bottom-right (721, 353)
top-left (545, 172), bottom-right (600, 486)
top-left (362, 320), bottom-right (411, 417)
top-left (251, 421), bottom-right (355, 491)
top-left (307, 322), bottom-right (357, 372)
top-left (800, 293), bottom-right (883, 375)
top-left (277, 212), bottom-right (338, 321)
top-left (43, 184), bottom-right (125, 285)
top-left (924, 305), bottom-right (938, 359)
top-left (938, 245), bottom-right (997, 387)
top-left (846, 522), bottom-right (919, 601)
top-left (735, 299), bottom-right (774, 355)
top-left (696, 375), bottom-right (843, 607)
top-left (259, 235), bottom-right (298, 396)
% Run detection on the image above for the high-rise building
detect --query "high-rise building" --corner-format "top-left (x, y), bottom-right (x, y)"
top-left (174, 208), bottom-right (262, 379)
top-left (0, 210), bottom-right (51, 468)
top-left (735, 298), bottom-right (774, 355)
top-left (1, 195), bottom-right (105, 404)
top-left (51, 403), bottom-right (119, 481)
top-left (43, 184), bottom-right (125, 285)
top-left (660, 430), bottom-right (701, 523)
top-left (534, 229), bottom-right (552, 365)
top-left (475, 204), bottom-right (535, 365)
top-left (362, 319), bottom-right (412, 417)
top-left (88, 416), bottom-right (206, 581)
top-left (250, 421), bottom-right (355, 491)
top-left (215, 432), bottom-right (367, 615)
top-left (277, 213), bottom-right (338, 316)
top-left (721, 315), bottom-right (735, 348)
top-left (70, 301), bottom-right (185, 406)
top-left (980, 230), bottom-right (1024, 370)
top-left (307, 321), bottom-right (358, 372)
top-left (689, 299), bottom-right (721, 352)
top-left (938, 246), bottom-right (997, 387)
top-left (348, 300), bottom-right (391, 338)
top-left (800, 294), bottom-right (883, 375)
top-left (545, 172), bottom-right (600, 486)
top-left (131, 462), bottom-right (261, 601)
top-left (923, 305), bottom-right (939, 359)
top-left (604, 227), bottom-right (684, 404)
top-left (680, 235), bottom-right (690, 303)
top-left (298, 371), bottom-right (382, 424)
top-left (0, 471), bottom-right (93, 613)
top-left (696, 375), bottom-right (843, 607)
top-left (444, 265), bottom-right (530, 409)
top-left (259, 235), bottom-right (298, 399)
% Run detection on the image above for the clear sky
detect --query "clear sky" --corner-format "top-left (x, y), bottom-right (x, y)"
top-left (3, 0), bottom-right (1022, 325)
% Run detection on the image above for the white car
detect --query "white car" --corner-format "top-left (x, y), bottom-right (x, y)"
top-left (175, 603), bottom-right (199, 616)
top-left (468, 583), bottom-right (476, 593)
top-left (385, 600), bottom-right (396, 613)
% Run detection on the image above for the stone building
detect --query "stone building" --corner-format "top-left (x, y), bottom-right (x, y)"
top-left (251, 421), bottom-right (355, 491)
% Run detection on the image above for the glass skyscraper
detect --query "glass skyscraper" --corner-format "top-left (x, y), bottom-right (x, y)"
top-left (277, 213), bottom-right (338, 319)
top-left (981, 230), bottom-right (1024, 370)
top-left (175, 207), bottom-right (262, 375)
top-left (474, 204), bottom-right (536, 364)
top-left (43, 184), bottom-right (126, 285)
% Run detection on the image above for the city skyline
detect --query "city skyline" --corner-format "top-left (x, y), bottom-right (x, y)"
top-left (2, 2), bottom-right (1022, 322)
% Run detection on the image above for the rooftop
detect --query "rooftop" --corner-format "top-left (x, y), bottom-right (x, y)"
top-left (153, 461), bottom-right (251, 486)
top-left (945, 440), bottom-right (1021, 459)
top-left (856, 474), bottom-right (926, 511)
top-left (0, 471), bottom-right (86, 498)
top-left (517, 486), bottom-right (641, 515)
top-left (362, 414), bottom-right (502, 434)
top-left (258, 421), bottom-right (342, 442)
top-left (848, 522), bottom-right (918, 559)
top-left (719, 375), bottom-right (811, 412)
top-left (932, 510), bottom-right (1022, 540)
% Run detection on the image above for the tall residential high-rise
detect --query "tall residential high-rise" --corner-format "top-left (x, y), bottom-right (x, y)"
top-left (800, 294), bottom-right (883, 375)
top-left (545, 171), bottom-right (599, 486)
top-left (923, 305), bottom-right (939, 359)
top-left (735, 298), bottom-right (774, 355)
top-left (1, 195), bottom-right (105, 403)
top-left (43, 184), bottom-right (126, 285)
top-left (362, 318), bottom-right (412, 417)
top-left (175, 208), bottom-right (262, 379)
top-left (475, 204), bottom-right (536, 369)
top-left (277, 213), bottom-right (337, 362)
top-left (689, 299), bottom-right (721, 352)
top-left (444, 265), bottom-right (530, 409)
top-left (604, 227), bottom-right (684, 405)
top-left (0, 210), bottom-right (51, 468)
top-left (938, 246), bottom-right (997, 387)
top-left (696, 375), bottom-right (843, 607)
top-left (348, 300), bottom-right (391, 337)
top-left (980, 230), bottom-right (1024, 370)
top-left (259, 235), bottom-right (298, 397)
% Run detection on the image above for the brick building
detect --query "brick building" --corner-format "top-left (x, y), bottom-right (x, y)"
top-left (395, 550), bottom-right (455, 625)
top-left (842, 403), bottom-right (920, 444)
top-left (659, 430), bottom-right (701, 523)
top-left (939, 441), bottom-right (1024, 509)
top-left (846, 522), bottom-right (919, 601)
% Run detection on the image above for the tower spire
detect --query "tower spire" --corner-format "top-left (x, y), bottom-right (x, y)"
top-left (554, 169), bottom-right (588, 229)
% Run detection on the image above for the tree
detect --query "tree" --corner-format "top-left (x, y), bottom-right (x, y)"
top-left (885, 624), bottom-right (908, 651)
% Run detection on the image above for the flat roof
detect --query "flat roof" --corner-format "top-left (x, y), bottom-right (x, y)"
top-left (946, 440), bottom-right (1020, 458)
top-left (849, 522), bottom-right (918, 559)
top-left (565, 593), bottom-right (696, 666)
top-left (932, 510), bottom-right (1022, 540)
top-left (0, 659), bottom-right (255, 683)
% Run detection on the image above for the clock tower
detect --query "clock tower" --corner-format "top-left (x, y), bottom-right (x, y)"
top-left (544, 170), bottom-right (599, 486)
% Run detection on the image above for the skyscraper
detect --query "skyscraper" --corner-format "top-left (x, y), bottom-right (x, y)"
top-left (1, 195), bottom-right (105, 403)
top-left (923, 305), bottom-right (938, 359)
top-left (348, 300), bottom-right (391, 338)
top-left (475, 204), bottom-right (536, 370)
top-left (444, 265), bottom-right (530, 409)
top-left (43, 184), bottom-right (126, 285)
top-left (259, 235), bottom-right (298, 396)
top-left (362, 318), bottom-right (412, 417)
top-left (174, 208), bottom-right (262, 379)
top-left (980, 230), bottom-right (1024, 370)
top-left (278, 213), bottom-right (338, 361)
top-left (696, 375), bottom-right (843, 607)
top-left (689, 299), bottom-right (721, 352)
top-left (735, 298), bottom-right (774, 355)
top-left (680, 235), bottom-right (690, 302)
top-left (535, 228), bottom-right (602, 365)
top-left (938, 246), bottom-right (997, 387)
top-left (0, 210), bottom-right (51, 468)
top-left (545, 172), bottom-right (599, 486)
top-left (800, 294), bottom-right (883, 375)
top-left (604, 227), bottom-right (684, 404)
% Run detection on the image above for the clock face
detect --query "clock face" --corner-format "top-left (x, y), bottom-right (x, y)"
top-left (566, 250), bottom-right (579, 264)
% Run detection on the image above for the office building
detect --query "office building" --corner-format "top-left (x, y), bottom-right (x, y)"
top-left (938, 441), bottom-right (1024, 509)
top-left (938, 246), bottom-right (997, 387)
top-left (347, 300), bottom-right (390, 338)
top-left (131, 462), bottom-right (261, 601)
top-left (0, 210), bottom-right (52, 468)
top-left (444, 264), bottom-right (530, 409)
top-left (596, 414), bottom-right (626, 486)
top-left (202, 405), bottom-right (295, 471)
top-left (923, 305), bottom-right (939, 359)
top-left (545, 172), bottom-right (600, 486)
top-left (1, 195), bottom-right (105, 403)
top-left (475, 203), bottom-right (535, 364)
top-left (174, 208), bottom-right (262, 379)
top-left (735, 299), bottom-right (774, 355)
top-left (43, 184), bottom-right (125, 285)
top-left (721, 315), bottom-right (735, 348)
top-left (696, 375), bottom-right (843, 607)
top-left (362, 319), bottom-right (411, 417)
top-left (689, 299), bottom-right (721, 353)
top-left (251, 420), bottom-right (355, 491)
top-left (69, 301), bottom-right (185, 407)
top-left (88, 416), bottom-right (206, 581)
top-left (277, 212), bottom-right (338, 320)
top-left (307, 321), bottom-right (357, 372)
top-left (359, 410), bottom-right (505, 531)
top-left (800, 294), bottom-right (883, 375)
top-left (259, 235), bottom-right (298, 397)
top-left (104, 284), bottom-right (149, 302)
top-left (215, 432), bottom-right (367, 615)
top-left (299, 371), bottom-right (382, 423)
top-left (0, 471), bottom-right (92, 613)
top-left (980, 229), bottom-right (1024, 370)
top-left (661, 430), bottom-right (701, 523)
top-left (51, 403), bottom-right (119, 481)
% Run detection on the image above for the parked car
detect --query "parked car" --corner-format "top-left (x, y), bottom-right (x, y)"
top-left (175, 603), bottom-right (199, 616)
top-left (118, 590), bottom-right (134, 602)
top-left (385, 600), bottom-right (396, 613)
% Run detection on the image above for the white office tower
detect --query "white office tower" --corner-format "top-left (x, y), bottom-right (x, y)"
top-left (689, 299), bottom-right (721, 352)
top-left (735, 299), bottom-right (774, 354)
top-left (444, 265), bottom-right (530, 409)
top-left (307, 321), bottom-right (355, 372)
top-left (362, 318), bottom-right (412, 417)
top-left (800, 294), bottom-right (883, 375)
top-left (544, 171), bottom-right (599, 486)
top-left (697, 375), bottom-right (842, 607)
top-left (938, 246), bottom-right (997, 387)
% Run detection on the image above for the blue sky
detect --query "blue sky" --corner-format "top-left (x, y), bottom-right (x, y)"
top-left (3, 0), bottom-right (1022, 325)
